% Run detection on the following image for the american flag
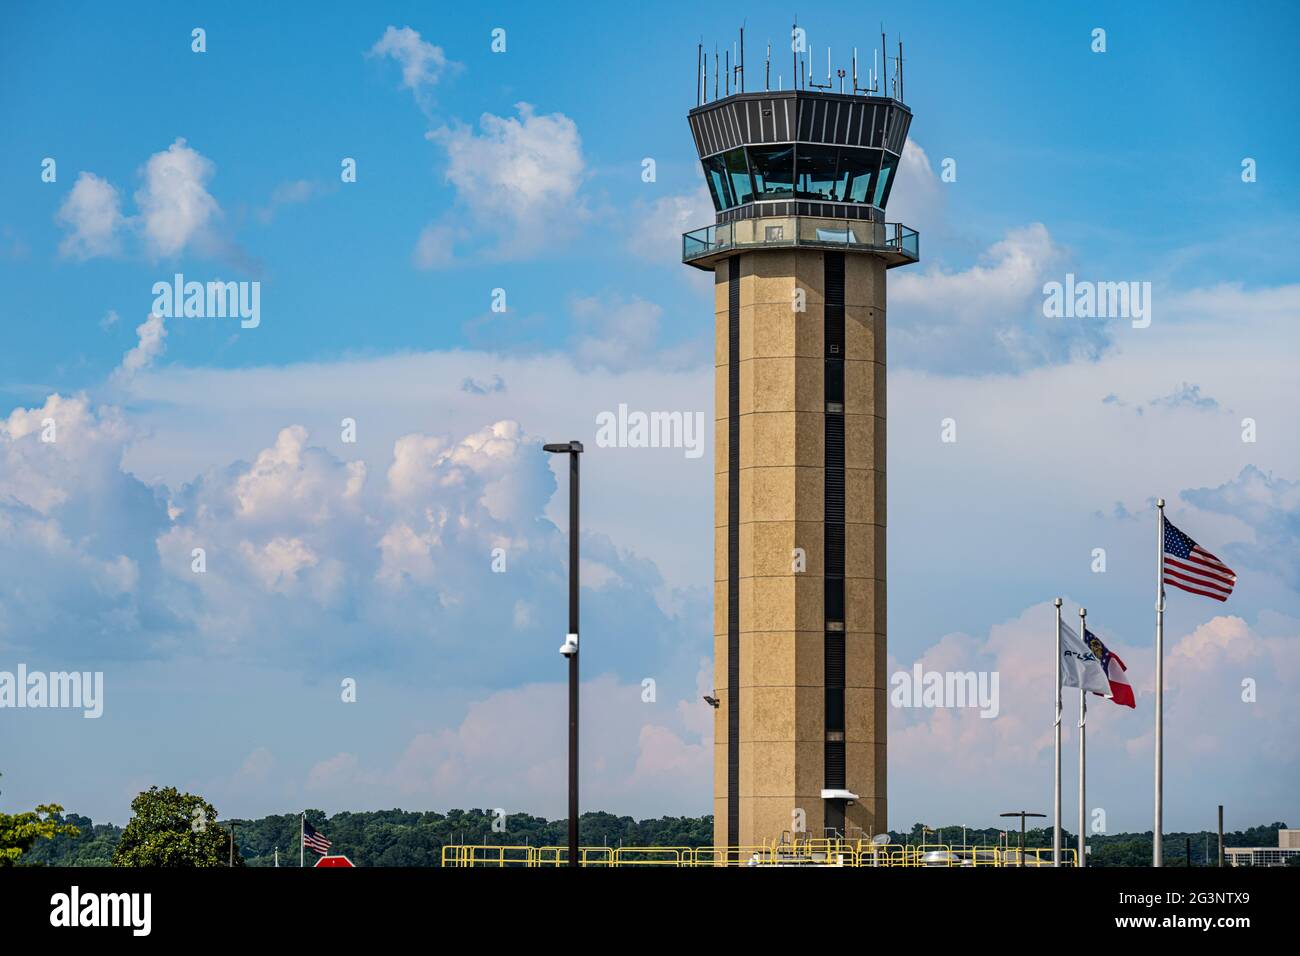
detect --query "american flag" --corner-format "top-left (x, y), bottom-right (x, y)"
top-left (1163, 517), bottom-right (1236, 602)
top-left (303, 819), bottom-right (332, 855)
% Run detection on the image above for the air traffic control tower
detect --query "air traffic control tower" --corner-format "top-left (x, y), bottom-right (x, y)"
top-left (683, 29), bottom-right (919, 850)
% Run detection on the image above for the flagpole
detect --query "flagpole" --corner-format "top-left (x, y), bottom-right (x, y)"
top-left (1078, 605), bottom-right (1087, 868)
top-left (300, 812), bottom-right (304, 868)
top-left (1155, 498), bottom-right (1165, 867)
top-left (1053, 597), bottom-right (1063, 867)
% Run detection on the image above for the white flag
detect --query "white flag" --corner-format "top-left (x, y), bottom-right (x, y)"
top-left (1060, 620), bottom-right (1111, 696)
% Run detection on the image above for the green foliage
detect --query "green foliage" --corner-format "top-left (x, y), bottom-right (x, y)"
top-left (0, 771), bottom-right (82, 866)
top-left (0, 805), bottom-right (81, 866)
top-left (19, 813), bottom-right (118, 867)
top-left (111, 786), bottom-right (243, 867)
top-left (18, 800), bottom-right (1294, 869)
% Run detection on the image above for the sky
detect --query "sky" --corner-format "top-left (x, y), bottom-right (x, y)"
top-left (0, 1), bottom-right (1297, 836)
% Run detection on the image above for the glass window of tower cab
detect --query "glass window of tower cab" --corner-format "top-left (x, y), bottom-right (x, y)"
top-left (703, 140), bottom-right (899, 213)
top-left (685, 84), bottom-right (914, 235)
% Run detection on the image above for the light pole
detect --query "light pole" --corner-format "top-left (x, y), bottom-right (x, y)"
top-left (544, 440), bottom-right (584, 867)
top-left (1000, 811), bottom-right (1045, 867)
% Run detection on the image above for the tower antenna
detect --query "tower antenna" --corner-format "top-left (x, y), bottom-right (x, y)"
top-left (696, 41), bottom-right (702, 105)
top-left (738, 25), bottom-right (745, 93)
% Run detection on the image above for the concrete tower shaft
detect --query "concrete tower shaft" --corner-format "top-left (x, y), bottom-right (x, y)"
top-left (684, 70), bottom-right (919, 850)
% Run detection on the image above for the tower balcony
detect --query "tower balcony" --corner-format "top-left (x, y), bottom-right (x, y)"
top-left (682, 216), bottom-right (919, 270)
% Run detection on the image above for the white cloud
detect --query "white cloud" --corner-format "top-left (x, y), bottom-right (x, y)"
top-left (368, 26), bottom-right (455, 103)
top-left (134, 138), bottom-right (221, 258)
top-left (571, 295), bottom-right (662, 372)
top-left (55, 172), bottom-right (125, 259)
top-left (889, 602), bottom-right (1300, 831)
top-left (424, 103), bottom-right (586, 260)
top-left (889, 222), bottom-right (1098, 373)
top-left (628, 186), bottom-right (713, 263)
top-left (302, 674), bottom-right (710, 817)
top-left (411, 221), bottom-right (458, 270)
top-left (116, 313), bottom-right (167, 379)
top-left (888, 138), bottom-right (945, 237)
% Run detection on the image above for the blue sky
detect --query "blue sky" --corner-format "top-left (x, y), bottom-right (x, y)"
top-left (1, 1), bottom-right (1297, 834)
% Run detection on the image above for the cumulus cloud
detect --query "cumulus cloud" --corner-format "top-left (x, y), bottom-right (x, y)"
top-left (134, 138), bottom-right (221, 258)
top-left (256, 179), bottom-right (322, 224)
top-left (628, 186), bottom-right (713, 263)
top-left (1183, 466), bottom-right (1300, 588)
top-left (889, 222), bottom-right (1104, 373)
top-left (571, 296), bottom-right (662, 371)
top-left (55, 172), bottom-right (125, 259)
top-left (890, 601), bottom-right (1300, 830)
top-left (888, 138), bottom-right (945, 237)
top-left (303, 673), bottom-right (711, 817)
top-left (368, 26), bottom-right (456, 107)
top-left (116, 313), bottom-right (167, 379)
top-left (423, 103), bottom-right (586, 261)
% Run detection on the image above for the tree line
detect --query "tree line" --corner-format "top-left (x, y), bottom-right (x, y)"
top-left (5, 779), bottom-right (1291, 867)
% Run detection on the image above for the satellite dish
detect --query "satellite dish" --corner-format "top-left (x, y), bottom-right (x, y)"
top-left (871, 833), bottom-right (891, 845)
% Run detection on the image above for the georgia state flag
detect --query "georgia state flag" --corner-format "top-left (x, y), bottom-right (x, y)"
top-left (1084, 629), bottom-right (1136, 708)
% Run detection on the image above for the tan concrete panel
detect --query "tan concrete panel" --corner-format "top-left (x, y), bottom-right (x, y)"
top-left (741, 630), bottom-right (824, 688)
top-left (790, 519), bottom-right (824, 576)
top-left (715, 311), bottom-right (729, 367)
top-left (737, 575), bottom-right (754, 630)
top-left (845, 797), bottom-right (886, 839)
top-left (845, 579), bottom-right (887, 633)
top-left (747, 797), bottom-right (824, 847)
top-left (845, 467), bottom-right (886, 527)
top-left (792, 740), bottom-right (826, 798)
top-left (844, 413), bottom-right (886, 470)
top-left (714, 740), bottom-right (727, 800)
top-left (845, 632), bottom-right (887, 689)
top-left (845, 742), bottom-right (887, 798)
top-left (748, 740), bottom-right (797, 797)
top-left (742, 520), bottom-right (798, 577)
top-left (845, 306), bottom-right (885, 364)
top-left (845, 254), bottom-right (885, 309)
top-left (845, 523), bottom-right (886, 580)
top-left (740, 249), bottom-right (799, 307)
top-left (845, 686), bottom-right (886, 743)
top-left (713, 578), bottom-right (728, 639)
top-left (714, 419), bottom-right (729, 478)
top-left (743, 302), bottom-right (824, 359)
top-left (741, 356), bottom-right (826, 415)
top-left (714, 268), bottom-right (729, 315)
top-left (739, 410), bottom-right (824, 469)
top-left (742, 465), bottom-right (824, 522)
top-left (714, 364), bottom-right (727, 422)
top-left (714, 524), bottom-right (727, 582)
top-left (844, 359), bottom-right (884, 417)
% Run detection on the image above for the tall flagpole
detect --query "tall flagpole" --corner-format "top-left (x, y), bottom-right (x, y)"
top-left (1155, 498), bottom-right (1166, 867)
top-left (1078, 605), bottom-right (1087, 868)
top-left (300, 812), bottom-right (304, 868)
top-left (1053, 597), bottom-right (1063, 867)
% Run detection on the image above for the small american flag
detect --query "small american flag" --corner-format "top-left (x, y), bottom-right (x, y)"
top-left (303, 819), bottom-right (332, 855)
top-left (1163, 517), bottom-right (1236, 602)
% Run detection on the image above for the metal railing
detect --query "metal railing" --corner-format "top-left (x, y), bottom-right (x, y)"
top-left (683, 217), bottom-right (919, 263)
top-left (441, 841), bottom-right (1078, 868)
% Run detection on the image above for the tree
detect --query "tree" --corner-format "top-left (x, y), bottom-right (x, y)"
top-left (0, 772), bottom-right (81, 866)
top-left (111, 786), bottom-right (244, 867)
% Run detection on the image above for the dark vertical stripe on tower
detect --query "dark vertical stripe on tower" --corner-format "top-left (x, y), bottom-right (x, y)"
top-left (824, 253), bottom-right (847, 808)
top-left (727, 256), bottom-right (740, 849)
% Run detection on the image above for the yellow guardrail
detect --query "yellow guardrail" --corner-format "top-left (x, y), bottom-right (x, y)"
top-left (440, 841), bottom-right (1079, 867)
